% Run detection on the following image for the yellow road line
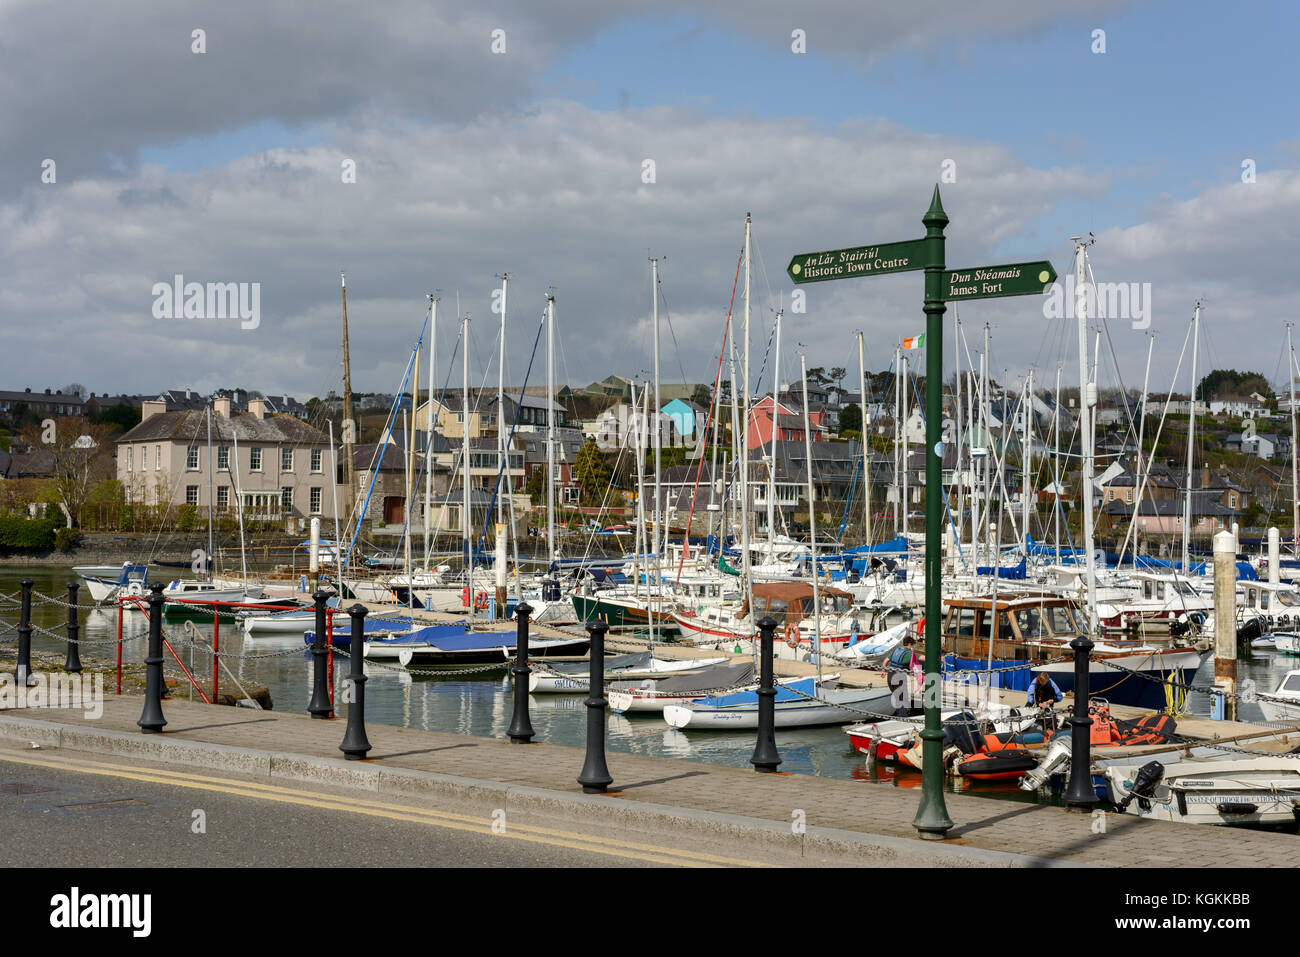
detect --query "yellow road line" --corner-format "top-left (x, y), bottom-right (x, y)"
top-left (0, 751), bottom-right (769, 868)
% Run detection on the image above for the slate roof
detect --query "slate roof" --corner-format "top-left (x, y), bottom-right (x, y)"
top-left (117, 410), bottom-right (329, 446)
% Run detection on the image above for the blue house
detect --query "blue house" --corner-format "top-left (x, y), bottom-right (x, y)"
top-left (661, 398), bottom-right (707, 439)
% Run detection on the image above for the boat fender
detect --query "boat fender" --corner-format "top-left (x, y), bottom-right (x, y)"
top-left (1216, 802), bottom-right (1257, 815)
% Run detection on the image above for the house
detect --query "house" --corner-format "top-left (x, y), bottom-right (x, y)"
top-left (415, 389), bottom-right (570, 441)
top-left (0, 388), bottom-right (87, 419)
top-left (746, 395), bottom-right (829, 451)
top-left (116, 395), bottom-right (342, 528)
top-left (661, 398), bottom-right (708, 440)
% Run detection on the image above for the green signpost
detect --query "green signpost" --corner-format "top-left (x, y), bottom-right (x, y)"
top-left (942, 261), bottom-right (1057, 302)
top-left (787, 239), bottom-right (926, 284)
top-left (786, 187), bottom-right (1055, 841)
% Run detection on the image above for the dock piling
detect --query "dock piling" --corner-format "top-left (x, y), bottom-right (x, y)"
top-left (15, 577), bottom-right (34, 687)
top-left (578, 620), bottom-right (613, 794)
top-left (308, 589), bottom-right (333, 718)
top-left (63, 582), bottom-right (82, 674)
top-left (507, 602), bottom-right (535, 743)
top-left (1213, 529), bottom-right (1237, 721)
top-left (749, 615), bottom-right (782, 773)
top-left (137, 584), bottom-right (167, 733)
top-left (339, 604), bottom-right (372, 759)
top-left (1064, 634), bottom-right (1096, 811)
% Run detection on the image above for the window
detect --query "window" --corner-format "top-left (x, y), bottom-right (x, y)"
top-left (310, 487), bottom-right (321, 514)
top-left (155, 445), bottom-right (161, 470)
top-left (311, 449), bottom-right (322, 472)
top-left (281, 447), bottom-right (293, 472)
top-left (126, 446), bottom-right (132, 472)
top-left (249, 447), bottom-right (262, 471)
top-left (281, 487), bottom-right (293, 511)
top-left (216, 486), bottom-right (229, 508)
top-left (186, 486), bottom-right (199, 506)
top-left (217, 446), bottom-right (229, 470)
top-left (551, 464), bottom-right (562, 484)
top-left (563, 486), bottom-right (581, 504)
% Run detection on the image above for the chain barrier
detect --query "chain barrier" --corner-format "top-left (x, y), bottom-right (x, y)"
top-left (329, 646), bottom-right (512, 678)
top-left (31, 591), bottom-right (103, 611)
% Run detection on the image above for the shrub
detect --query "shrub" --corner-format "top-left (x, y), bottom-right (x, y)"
top-left (54, 527), bottom-right (81, 552)
top-left (0, 515), bottom-right (59, 553)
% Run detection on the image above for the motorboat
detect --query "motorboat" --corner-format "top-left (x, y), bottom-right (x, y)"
top-left (1103, 756), bottom-right (1300, 827)
top-left (663, 675), bottom-right (894, 730)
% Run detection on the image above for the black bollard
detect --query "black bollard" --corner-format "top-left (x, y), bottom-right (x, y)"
top-left (307, 589), bottom-right (333, 718)
top-left (15, 578), bottom-right (34, 687)
top-left (577, 620), bottom-right (613, 794)
top-left (64, 582), bottom-right (82, 674)
top-left (339, 604), bottom-right (372, 760)
top-left (1064, 634), bottom-right (1097, 810)
top-left (137, 583), bottom-right (167, 733)
top-left (507, 601), bottom-right (535, 743)
top-left (750, 615), bottom-right (782, 772)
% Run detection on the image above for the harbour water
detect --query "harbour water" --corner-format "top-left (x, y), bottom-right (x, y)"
top-left (4, 566), bottom-right (1293, 805)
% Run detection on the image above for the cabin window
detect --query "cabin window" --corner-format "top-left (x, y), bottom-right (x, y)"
top-left (1156, 582), bottom-right (1166, 600)
top-left (1260, 592), bottom-right (1270, 611)
top-left (1281, 674), bottom-right (1300, 693)
top-left (1048, 606), bottom-right (1080, 635)
top-left (951, 608), bottom-right (976, 637)
top-left (1143, 581), bottom-right (1152, 599)
top-left (767, 599), bottom-right (789, 620)
top-left (1015, 608), bottom-right (1047, 639)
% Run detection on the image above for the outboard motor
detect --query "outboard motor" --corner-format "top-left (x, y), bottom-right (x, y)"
top-left (541, 578), bottom-right (561, 603)
top-left (1236, 617), bottom-right (1263, 646)
top-left (1019, 737), bottom-right (1073, 791)
top-left (1116, 760), bottom-right (1165, 812)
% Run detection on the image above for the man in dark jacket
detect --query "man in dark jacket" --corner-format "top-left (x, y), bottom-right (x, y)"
top-left (887, 636), bottom-right (920, 716)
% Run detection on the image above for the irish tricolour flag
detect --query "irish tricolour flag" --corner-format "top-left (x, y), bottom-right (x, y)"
top-left (902, 334), bottom-right (925, 350)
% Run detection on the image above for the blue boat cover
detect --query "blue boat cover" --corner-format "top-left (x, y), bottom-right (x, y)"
top-left (698, 676), bottom-right (816, 708)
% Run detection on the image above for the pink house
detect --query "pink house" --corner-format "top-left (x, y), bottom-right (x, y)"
top-left (746, 395), bottom-right (828, 451)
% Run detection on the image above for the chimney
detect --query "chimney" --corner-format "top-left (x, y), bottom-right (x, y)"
top-left (1201, 465), bottom-right (1210, 488)
top-left (213, 396), bottom-right (231, 418)
top-left (141, 399), bottom-right (166, 422)
top-left (249, 396), bottom-right (267, 420)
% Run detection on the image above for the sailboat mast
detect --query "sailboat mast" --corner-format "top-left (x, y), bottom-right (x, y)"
top-left (893, 345), bottom-right (901, 537)
top-left (768, 309), bottom-right (781, 558)
top-left (340, 273), bottom-right (356, 518)
top-left (1183, 301), bottom-right (1201, 574)
top-left (462, 313), bottom-right (472, 626)
top-left (740, 215), bottom-right (752, 589)
top-left (801, 353), bottom-right (821, 672)
top-left (1075, 239), bottom-right (1098, 632)
top-left (1288, 323), bottom-right (1298, 551)
top-left (1022, 370), bottom-right (1032, 554)
top-left (857, 331), bottom-right (870, 545)
top-left (232, 425), bottom-right (247, 586)
top-left (424, 296), bottom-right (437, 571)
top-left (546, 293), bottom-right (556, 569)
top-left (901, 351), bottom-right (909, 537)
top-left (981, 325), bottom-right (990, 569)
top-left (1054, 364), bottom-right (1062, 561)
top-left (498, 275), bottom-right (507, 530)
top-left (206, 400), bottom-right (214, 582)
top-left (954, 312), bottom-right (964, 548)
top-left (651, 258), bottom-right (662, 590)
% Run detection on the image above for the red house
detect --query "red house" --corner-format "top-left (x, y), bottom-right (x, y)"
top-left (746, 395), bottom-right (829, 451)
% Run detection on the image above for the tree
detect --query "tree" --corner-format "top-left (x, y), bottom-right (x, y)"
top-left (839, 403), bottom-right (861, 435)
top-left (690, 383), bottom-right (713, 410)
top-left (526, 465), bottom-right (545, 505)
top-left (17, 416), bottom-right (115, 527)
top-left (60, 383), bottom-right (87, 399)
top-left (831, 367), bottom-right (847, 393)
top-left (1197, 369), bottom-right (1270, 401)
top-left (573, 438), bottom-right (612, 504)
top-left (96, 403), bottom-right (141, 432)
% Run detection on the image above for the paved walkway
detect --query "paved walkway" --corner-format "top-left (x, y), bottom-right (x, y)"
top-left (0, 694), bottom-right (1294, 867)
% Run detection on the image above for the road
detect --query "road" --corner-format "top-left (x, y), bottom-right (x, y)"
top-left (0, 746), bottom-right (762, 868)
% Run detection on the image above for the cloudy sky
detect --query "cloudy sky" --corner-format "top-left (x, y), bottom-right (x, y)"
top-left (3, 0), bottom-right (1297, 404)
